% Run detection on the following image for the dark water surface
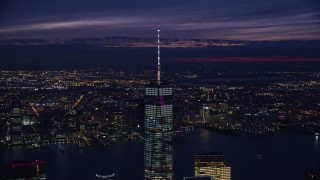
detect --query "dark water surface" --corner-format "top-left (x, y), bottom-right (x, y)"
top-left (1, 128), bottom-right (319, 180)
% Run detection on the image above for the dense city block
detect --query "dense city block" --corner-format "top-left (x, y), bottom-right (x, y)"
top-left (0, 68), bottom-right (320, 147)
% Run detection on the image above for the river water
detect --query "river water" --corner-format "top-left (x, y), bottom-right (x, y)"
top-left (0, 128), bottom-right (319, 180)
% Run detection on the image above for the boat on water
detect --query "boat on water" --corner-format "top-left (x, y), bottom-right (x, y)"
top-left (96, 168), bottom-right (116, 179)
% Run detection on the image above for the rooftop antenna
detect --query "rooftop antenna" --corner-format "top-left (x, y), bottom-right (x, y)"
top-left (157, 28), bottom-right (161, 84)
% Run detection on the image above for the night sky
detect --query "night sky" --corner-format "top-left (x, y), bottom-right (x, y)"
top-left (1, 0), bottom-right (320, 40)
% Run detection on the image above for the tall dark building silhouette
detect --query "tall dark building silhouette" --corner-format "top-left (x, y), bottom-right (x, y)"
top-left (9, 108), bottom-right (23, 145)
top-left (144, 28), bottom-right (173, 180)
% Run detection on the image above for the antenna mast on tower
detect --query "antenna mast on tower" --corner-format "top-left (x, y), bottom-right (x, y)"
top-left (157, 28), bottom-right (161, 84)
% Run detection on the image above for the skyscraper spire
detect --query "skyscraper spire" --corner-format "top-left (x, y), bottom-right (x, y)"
top-left (157, 28), bottom-right (161, 84)
top-left (144, 28), bottom-right (173, 179)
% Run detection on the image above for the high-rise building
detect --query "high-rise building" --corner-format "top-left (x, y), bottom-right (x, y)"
top-left (39, 110), bottom-right (51, 142)
top-left (144, 28), bottom-right (173, 180)
top-left (194, 152), bottom-right (231, 180)
top-left (199, 106), bottom-right (210, 124)
top-left (9, 108), bottom-right (23, 145)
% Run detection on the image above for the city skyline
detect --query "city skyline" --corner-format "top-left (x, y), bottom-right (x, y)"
top-left (1, 1), bottom-right (320, 179)
top-left (1, 0), bottom-right (320, 40)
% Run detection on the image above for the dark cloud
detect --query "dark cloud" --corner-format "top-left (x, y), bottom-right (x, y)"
top-left (0, 0), bottom-right (319, 40)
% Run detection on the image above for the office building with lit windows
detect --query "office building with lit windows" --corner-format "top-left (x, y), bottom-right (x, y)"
top-left (194, 152), bottom-right (231, 180)
top-left (144, 28), bottom-right (173, 180)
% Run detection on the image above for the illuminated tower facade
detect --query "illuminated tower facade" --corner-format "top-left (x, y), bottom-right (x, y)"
top-left (194, 152), bottom-right (231, 180)
top-left (144, 28), bottom-right (173, 180)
